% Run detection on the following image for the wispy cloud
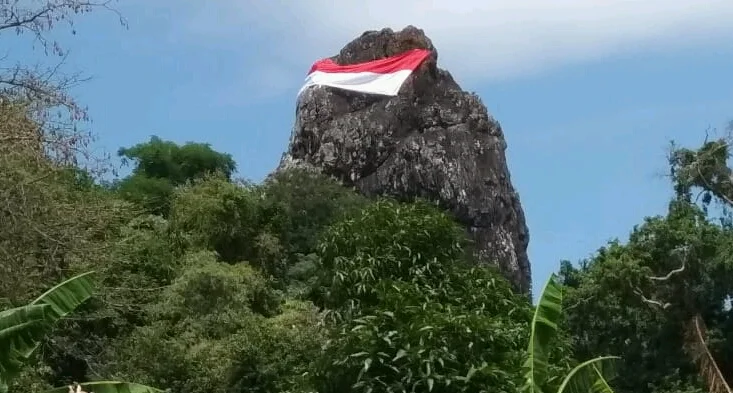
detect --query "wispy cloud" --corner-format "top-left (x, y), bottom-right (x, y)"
top-left (175, 0), bottom-right (733, 88)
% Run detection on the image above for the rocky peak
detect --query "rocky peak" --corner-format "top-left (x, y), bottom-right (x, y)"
top-left (278, 26), bottom-right (531, 293)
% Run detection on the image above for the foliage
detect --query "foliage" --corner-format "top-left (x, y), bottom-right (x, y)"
top-left (118, 136), bottom-right (236, 183)
top-left (151, 251), bottom-right (281, 323)
top-left (562, 199), bottom-right (733, 393)
top-left (114, 174), bottom-right (176, 217)
top-left (314, 268), bottom-right (529, 393)
top-left (0, 272), bottom-right (95, 392)
top-left (104, 252), bottom-right (323, 393)
top-left (258, 168), bottom-right (369, 266)
top-left (0, 272), bottom-right (161, 393)
top-left (5, 7), bottom-right (733, 391)
top-left (524, 274), bottom-right (564, 393)
top-left (670, 135), bottom-right (733, 211)
top-left (522, 274), bottom-right (619, 393)
top-left (168, 175), bottom-right (261, 264)
top-left (115, 136), bottom-right (237, 216)
top-left (103, 214), bottom-right (181, 305)
top-left (0, 102), bottom-right (131, 306)
top-left (314, 199), bottom-right (468, 310)
top-left (226, 300), bottom-right (325, 393)
top-left (311, 199), bottom-right (531, 393)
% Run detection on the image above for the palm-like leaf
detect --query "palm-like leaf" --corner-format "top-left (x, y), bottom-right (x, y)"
top-left (41, 381), bottom-right (165, 393)
top-left (30, 271), bottom-right (96, 322)
top-left (522, 273), bottom-right (563, 393)
top-left (0, 305), bottom-right (50, 354)
top-left (556, 356), bottom-right (620, 393)
top-left (0, 271), bottom-right (96, 391)
top-left (0, 304), bottom-right (50, 392)
top-left (21, 271), bottom-right (96, 359)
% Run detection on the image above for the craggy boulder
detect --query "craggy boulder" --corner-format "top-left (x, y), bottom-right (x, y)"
top-left (278, 26), bottom-right (531, 293)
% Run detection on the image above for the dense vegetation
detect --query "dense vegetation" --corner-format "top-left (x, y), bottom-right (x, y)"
top-left (1, 2), bottom-right (733, 393)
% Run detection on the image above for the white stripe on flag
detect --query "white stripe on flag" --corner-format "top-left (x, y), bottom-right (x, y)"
top-left (298, 69), bottom-right (413, 96)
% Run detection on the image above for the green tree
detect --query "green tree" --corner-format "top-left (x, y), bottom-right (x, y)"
top-left (559, 128), bottom-right (733, 393)
top-left (168, 175), bottom-right (260, 264)
top-left (313, 199), bottom-right (468, 310)
top-left (0, 271), bottom-right (162, 393)
top-left (115, 136), bottom-right (237, 216)
top-left (258, 168), bottom-right (368, 266)
top-left (105, 251), bottom-right (323, 393)
top-left (669, 125), bottom-right (733, 216)
top-left (0, 101), bottom-right (132, 305)
top-left (59, 214), bottom-right (182, 369)
top-left (0, 97), bottom-right (159, 389)
top-left (562, 200), bottom-right (733, 393)
top-left (311, 199), bottom-right (530, 393)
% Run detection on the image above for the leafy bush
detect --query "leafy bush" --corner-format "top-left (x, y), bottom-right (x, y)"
top-left (169, 176), bottom-right (261, 264)
top-left (258, 169), bottom-right (368, 265)
top-left (105, 252), bottom-right (322, 393)
top-left (315, 198), bottom-right (467, 310)
top-left (311, 198), bottom-right (530, 393)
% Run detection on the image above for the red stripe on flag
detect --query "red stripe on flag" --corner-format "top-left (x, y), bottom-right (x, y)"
top-left (308, 48), bottom-right (431, 75)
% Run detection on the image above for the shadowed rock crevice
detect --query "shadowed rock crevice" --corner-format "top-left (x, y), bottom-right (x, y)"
top-left (278, 25), bottom-right (532, 294)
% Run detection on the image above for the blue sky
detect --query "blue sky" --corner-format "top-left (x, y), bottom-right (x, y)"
top-left (9, 1), bottom-right (733, 296)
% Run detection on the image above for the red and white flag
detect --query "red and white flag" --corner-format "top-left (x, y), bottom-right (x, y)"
top-left (298, 48), bottom-right (431, 96)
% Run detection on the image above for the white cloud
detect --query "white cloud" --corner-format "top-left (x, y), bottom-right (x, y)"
top-left (178, 0), bottom-right (733, 93)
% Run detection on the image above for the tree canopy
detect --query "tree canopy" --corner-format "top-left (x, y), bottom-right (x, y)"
top-left (2, 3), bottom-right (733, 393)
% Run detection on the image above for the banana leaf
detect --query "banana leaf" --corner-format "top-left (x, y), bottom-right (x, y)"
top-left (556, 356), bottom-right (620, 393)
top-left (0, 272), bottom-right (96, 391)
top-left (522, 273), bottom-right (563, 393)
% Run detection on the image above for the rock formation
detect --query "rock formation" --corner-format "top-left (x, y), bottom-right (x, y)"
top-left (278, 26), bottom-right (531, 293)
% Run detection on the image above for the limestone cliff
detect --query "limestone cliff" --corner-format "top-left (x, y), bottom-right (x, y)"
top-left (278, 26), bottom-right (531, 293)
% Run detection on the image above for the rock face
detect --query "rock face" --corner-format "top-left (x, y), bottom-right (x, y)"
top-left (278, 26), bottom-right (531, 293)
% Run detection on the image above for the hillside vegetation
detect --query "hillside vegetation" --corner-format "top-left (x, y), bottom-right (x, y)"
top-left (1, 2), bottom-right (733, 393)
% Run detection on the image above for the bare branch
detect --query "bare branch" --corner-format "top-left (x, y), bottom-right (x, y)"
top-left (0, 0), bottom-right (127, 56)
top-left (0, 4), bottom-right (55, 32)
top-left (0, 1), bottom-right (126, 177)
top-left (631, 246), bottom-right (690, 309)
top-left (565, 294), bottom-right (596, 312)
top-left (648, 259), bottom-right (686, 281)
top-left (631, 280), bottom-right (673, 309)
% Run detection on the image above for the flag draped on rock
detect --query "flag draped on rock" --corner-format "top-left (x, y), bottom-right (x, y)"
top-left (298, 48), bottom-right (431, 96)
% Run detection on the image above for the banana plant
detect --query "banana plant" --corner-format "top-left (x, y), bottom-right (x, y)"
top-left (0, 271), bottom-right (97, 391)
top-left (0, 271), bottom-right (163, 393)
top-left (522, 273), bottom-right (620, 393)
